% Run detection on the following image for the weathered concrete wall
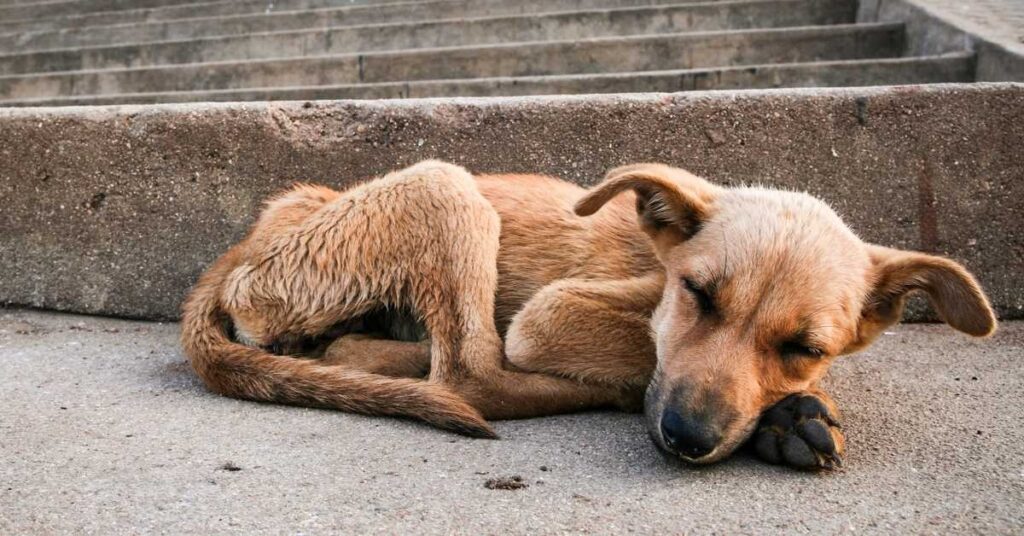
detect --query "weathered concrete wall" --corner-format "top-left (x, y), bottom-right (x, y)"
top-left (1, 84), bottom-right (1021, 321)
top-left (861, 0), bottom-right (1024, 81)
top-left (976, 41), bottom-right (1024, 82)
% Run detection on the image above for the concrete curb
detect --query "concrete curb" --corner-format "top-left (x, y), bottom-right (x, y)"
top-left (1, 84), bottom-right (1021, 321)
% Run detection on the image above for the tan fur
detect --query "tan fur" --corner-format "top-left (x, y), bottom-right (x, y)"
top-left (181, 160), bottom-right (996, 464)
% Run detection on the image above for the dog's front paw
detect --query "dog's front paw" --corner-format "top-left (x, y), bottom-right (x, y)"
top-left (751, 393), bottom-right (844, 471)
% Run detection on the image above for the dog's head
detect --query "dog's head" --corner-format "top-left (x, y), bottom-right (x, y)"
top-left (576, 164), bottom-right (996, 464)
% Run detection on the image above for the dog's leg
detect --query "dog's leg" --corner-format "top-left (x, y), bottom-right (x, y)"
top-left (321, 334), bottom-right (430, 378)
top-left (414, 219), bottom-right (634, 419)
top-left (749, 389), bottom-right (845, 471)
top-left (501, 274), bottom-right (666, 411)
top-left (318, 330), bottom-right (631, 418)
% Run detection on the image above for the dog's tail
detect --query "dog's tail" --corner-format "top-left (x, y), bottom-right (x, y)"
top-left (179, 249), bottom-right (496, 438)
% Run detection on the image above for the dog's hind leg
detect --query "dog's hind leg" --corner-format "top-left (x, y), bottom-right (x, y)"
top-left (357, 162), bottom-right (643, 419)
top-left (420, 235), bottom-right (644, 419)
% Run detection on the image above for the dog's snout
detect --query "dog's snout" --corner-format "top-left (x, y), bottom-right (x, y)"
top-left (660, 408), bottom-right (720, 459)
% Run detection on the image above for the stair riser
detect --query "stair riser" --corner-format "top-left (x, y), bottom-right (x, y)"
top-left (1, 56), bottom-right (973, 106)
top-left (0, 25), bottom-right (904, 99)
top-left (0, 0), bottom-right (581, 32)
top-left (0, 0), bottom-right (855, 52)
top-left (0, 0), bottom-right (857, 74)
top-left (0, 0), bottom-right (224, 21)
top-left (4, 57), bottom-right (972, 106)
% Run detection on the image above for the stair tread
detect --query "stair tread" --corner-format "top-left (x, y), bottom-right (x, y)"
top-left (0, 0), bottom-right (858, 59)
top-left (0, 0), bottom-right (763, 31)
top-left (0, 22), bottom-right (905, 80)
top-left (0, 0), bottom-right (419, 23)
top-left (0, 53), bottom-right (974, 106)
top-left (0, 0), bottom-right (854, 52)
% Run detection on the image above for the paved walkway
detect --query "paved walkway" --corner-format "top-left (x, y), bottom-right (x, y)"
top-left (1, 309), bottom-right (1022, 533)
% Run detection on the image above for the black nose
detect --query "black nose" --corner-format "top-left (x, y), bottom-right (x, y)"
top-left (661, 409), bottom-right (720, 459)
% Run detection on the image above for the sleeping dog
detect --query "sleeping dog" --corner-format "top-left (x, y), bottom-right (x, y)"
top-left (181, 160), bottom-right (995, 470)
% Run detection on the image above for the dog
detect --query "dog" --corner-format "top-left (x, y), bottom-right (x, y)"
top-left (181, 160), bottom-right (996, 470)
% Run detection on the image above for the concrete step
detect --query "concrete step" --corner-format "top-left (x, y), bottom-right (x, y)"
top-left (0, 0), bottom-right (406, 23)
top-left (0, 0), bottom-right (225, 21)
top-left (0, 0), bottom-right (574, 33)
top-left (0, 23), bottom-right (905, 100)
top-left (0, 84), bottom-right (1020, 320)
top-left (0, 55), bottom-right (975, 106)
top-left (0, 0), bottom-right (858, 75)
top-left (0, 0), bottom-right (842, 52)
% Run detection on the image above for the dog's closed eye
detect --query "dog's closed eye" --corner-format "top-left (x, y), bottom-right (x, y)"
top-left (779, 340), bottom-right (824, 359)
top-left (682, 278), bottom-right (715, 315)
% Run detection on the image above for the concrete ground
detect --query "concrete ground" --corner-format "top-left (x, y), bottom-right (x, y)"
top-left (1, 309), bottom-right (1022, 534)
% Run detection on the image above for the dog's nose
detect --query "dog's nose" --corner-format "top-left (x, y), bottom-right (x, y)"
top-left (661, 408), bottom-right (720, 459)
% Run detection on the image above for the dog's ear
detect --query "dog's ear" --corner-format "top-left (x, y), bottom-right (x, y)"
top-left (575, 164), bottom-right (720, 249)
top-left (852, 246), bottom-right (997, 350)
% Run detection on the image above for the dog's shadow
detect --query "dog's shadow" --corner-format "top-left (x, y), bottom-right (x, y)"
top-left (483, 411), bottom-right (812, 482)
top-left (151, 354), bottom-right (890, 481)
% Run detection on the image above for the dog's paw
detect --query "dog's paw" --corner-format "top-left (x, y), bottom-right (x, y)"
top-left (751, 393), bottom-right (844, 471)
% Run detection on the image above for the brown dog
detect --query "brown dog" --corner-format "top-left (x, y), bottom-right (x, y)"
top-left (181, 160), bottom-right (996, 470)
